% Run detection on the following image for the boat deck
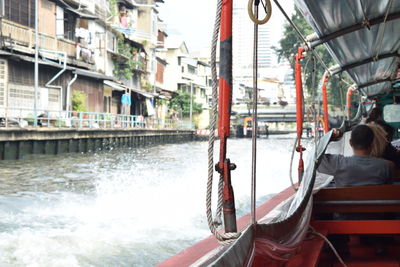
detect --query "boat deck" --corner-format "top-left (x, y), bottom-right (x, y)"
top-left (319, 234), bottom-right (400, 267)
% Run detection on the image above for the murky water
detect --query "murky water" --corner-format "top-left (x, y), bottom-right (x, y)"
top-left (0, 135), bottom-right (300, 266)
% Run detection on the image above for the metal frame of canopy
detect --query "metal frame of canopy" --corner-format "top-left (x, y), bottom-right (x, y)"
top-left (295, 0), bottom-right (400, 97)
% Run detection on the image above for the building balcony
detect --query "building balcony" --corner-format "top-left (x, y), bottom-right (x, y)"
top-left (1, 19), bottom-right (93, 67)
top-left (108, 49), bottom-right (147, 73)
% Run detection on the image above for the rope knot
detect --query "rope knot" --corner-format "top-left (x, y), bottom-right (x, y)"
top-left (362, 19), bottom-right (371, 30)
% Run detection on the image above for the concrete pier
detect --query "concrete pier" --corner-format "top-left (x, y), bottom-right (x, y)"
top-left (0, 128), bottom-right (195, 160)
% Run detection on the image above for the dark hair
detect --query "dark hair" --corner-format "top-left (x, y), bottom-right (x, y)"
top-left (351, 125), bottom-right (374, 150)
top-left (366, 107), bottom-right (382, 123)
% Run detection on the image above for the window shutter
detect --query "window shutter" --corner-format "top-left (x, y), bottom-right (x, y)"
top-left (0, 59), bottom-right (8, 107)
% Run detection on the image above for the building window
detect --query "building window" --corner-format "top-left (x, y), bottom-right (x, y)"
top-left (9, 87), bottom-right (35, 99)
top-left (48, 89), bottom-right (59, 103)
top-left (151, 11), bottom-right (157, 35)
top-left (188, 65), bottom-right (196, 74)
top-left (4, 0), bottom-right (35, 28)
top-left (42, 0), bottom-right (52, 10)
top-left (63, 11), bottom-right (77, 40)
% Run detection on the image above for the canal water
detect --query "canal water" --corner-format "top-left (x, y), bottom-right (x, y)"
top-left (0, 135), bottom-right (300, 266)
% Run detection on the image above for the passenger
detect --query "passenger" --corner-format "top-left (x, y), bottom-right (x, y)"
top-left (317, 125), bottom-right (392, 187)
top-left (366, 107), bottom-right (395, 141)
top-left (368, 122), bottom-right (391, 157)
top-left (319, 125), bottom-right (396, 251)
top-left (367, 122), bottom-right (400, 168)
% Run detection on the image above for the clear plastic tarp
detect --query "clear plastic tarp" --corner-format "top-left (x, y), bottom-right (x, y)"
top-left (202, 130), bottom-right (355, 266)
top-left (295, 0), bottom-right (400, 96)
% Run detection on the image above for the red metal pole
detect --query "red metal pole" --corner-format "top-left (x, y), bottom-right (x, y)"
top-left (321, 72), bottom-right (330, 133)
top-left (217, 0), bottom-right (237, 233)
top-left (294, 47), bottom-right (305, 182)
top-left (295, 47), bottom-right (305, 139)
top-left (346, 86), bottom-right (354, 120)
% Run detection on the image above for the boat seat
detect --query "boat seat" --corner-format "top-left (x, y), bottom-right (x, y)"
top-left (311, 184), bottom-right (400, 235)
top-left (313, 184), bottom-right (400, 214)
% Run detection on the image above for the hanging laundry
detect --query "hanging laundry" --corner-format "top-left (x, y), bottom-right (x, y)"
top-left (146, 99), bottom-right (155, 116)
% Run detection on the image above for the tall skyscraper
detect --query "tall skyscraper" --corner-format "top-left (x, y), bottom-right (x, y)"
top-left (232, 1), bottom-right (276, 72)
top-left (232, 1), bottom-right (294, 102)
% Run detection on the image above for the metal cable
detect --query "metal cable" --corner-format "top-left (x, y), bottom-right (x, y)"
top-left (338, 74), bottom-right (346, 119)
top-left (207, 0), bottom-right (240, 244)
top-left (272, 0), bottom-right (353, 86)
top-left (251, 3), bottom-right (259, 225)
top-left (310, 56), bottom-right (317, 105)
top-left (375, 0), bottom-right (393, 59)
top-left (272, 0), bottom-right (308, 47)
top-left (310, 56), bottom-right (319, 160)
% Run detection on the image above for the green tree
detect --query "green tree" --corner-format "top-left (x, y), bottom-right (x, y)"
top-left (72, 91), bottom-right (87, 112)
top-left (169, 90), bottom-right (203, 117)
top-left (113, 40), bottom-right (141, 80)
top-left (275, 8), bottom-right (352, 110)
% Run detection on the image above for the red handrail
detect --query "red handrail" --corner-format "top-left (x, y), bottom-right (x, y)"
top-left (294, 47), bottom-right (305, 182)
top-left (217, 0), bottom-right (237, 233)
top-left (346, 86), bottom-right (354, 120)
top-left (321, 71), bottom-right (330, 133)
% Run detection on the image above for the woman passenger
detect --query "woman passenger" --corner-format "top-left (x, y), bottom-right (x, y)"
top-left (367, 122), bottom-right (400, 169)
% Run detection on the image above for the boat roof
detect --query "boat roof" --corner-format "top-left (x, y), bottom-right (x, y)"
top-left (295, 0), bottom-right (400, 98)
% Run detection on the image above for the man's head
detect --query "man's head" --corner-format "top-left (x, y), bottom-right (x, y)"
top-left (350, 125), bottom-right (374, 155)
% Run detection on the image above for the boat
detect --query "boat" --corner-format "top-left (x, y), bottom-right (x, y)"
top-left (159, 0), bottom-right (400, 266)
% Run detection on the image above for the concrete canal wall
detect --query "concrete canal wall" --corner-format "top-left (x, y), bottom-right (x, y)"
top-left (0, 128), bottom-right (195, 160)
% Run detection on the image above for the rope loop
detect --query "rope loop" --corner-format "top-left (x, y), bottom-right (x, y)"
top-left (248, 0), bottom-right (272, 25)
top-left (207, 0), bottom-right (240, 245)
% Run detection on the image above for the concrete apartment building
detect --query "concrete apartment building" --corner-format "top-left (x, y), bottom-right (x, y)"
top-left (0, 0), bottom-right (108, 117)
top-left (0, 0), bottom-right (212, 129)
top-left (163, 38), bottom-right (211, 128)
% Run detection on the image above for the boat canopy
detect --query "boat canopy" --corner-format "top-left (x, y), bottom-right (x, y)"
top-left (295, 0), bottom-right (400, 97)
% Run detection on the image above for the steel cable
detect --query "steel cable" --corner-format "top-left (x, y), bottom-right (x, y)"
top-left (272, 0), bottom-right (353, 90)
top-left (250, 2), bottom-right (259, 225)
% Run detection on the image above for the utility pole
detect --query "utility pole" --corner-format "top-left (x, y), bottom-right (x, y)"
top-left (189, 82), bottom-right (193, 129)
top-left (34, 0), bottom-right (39, 127)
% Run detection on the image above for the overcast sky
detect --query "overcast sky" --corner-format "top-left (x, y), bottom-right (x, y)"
top-left (158, 0), bottom-right (295, 53)
top-left (158, 0), bottom-right (217, 52)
